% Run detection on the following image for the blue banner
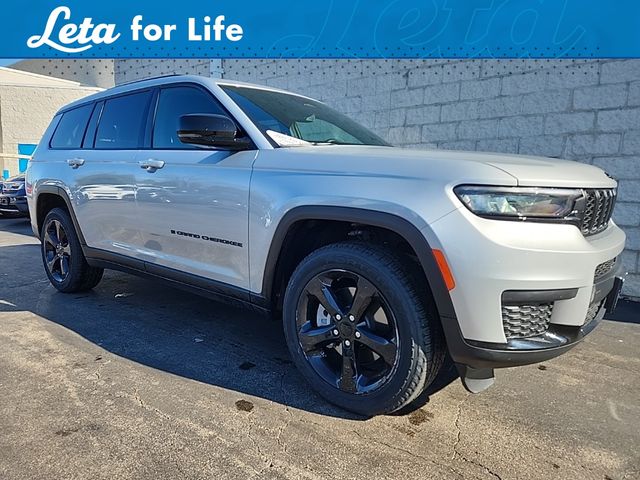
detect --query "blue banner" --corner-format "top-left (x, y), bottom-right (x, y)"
top-left (2, 0), bottom-right (639, 59)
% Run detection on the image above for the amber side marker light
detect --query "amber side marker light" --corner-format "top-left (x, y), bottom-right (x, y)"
top-left (432, 249), bottom-right (456, 291)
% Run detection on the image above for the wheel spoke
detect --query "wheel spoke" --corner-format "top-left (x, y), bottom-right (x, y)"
top-left (46, 255), bottom-right (58, 273)
top-left (349, 276), bottom-right (377, 321)
top-left (59, 256), bottom-right (69, 277)
top-left (298, 322), bottom-right (336, 353)
top-left (356, 327), bottom-right (397, 366)
top-left (338, 352), bottom-right (357, 393)
top-left (44, 229), bottom-right (58, 248)
top-left (62, 245), bottom-right (71, 256)
top-left (54, 221), bottom-right (63, 246)
top-left (305, 277), bottom-right (343, 318)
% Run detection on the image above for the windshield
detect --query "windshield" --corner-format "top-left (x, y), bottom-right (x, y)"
top-left (221, 85), bottom-right (389, 147)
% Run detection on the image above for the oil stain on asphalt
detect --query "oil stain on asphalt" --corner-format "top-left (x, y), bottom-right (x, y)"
top-left (235, 399), bottom-right (254, 412)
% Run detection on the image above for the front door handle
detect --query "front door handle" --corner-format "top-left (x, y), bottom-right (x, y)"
top-left (139, 159), bottom-right (165, 173)
top-left (66, 158), bottom-right (85, 169)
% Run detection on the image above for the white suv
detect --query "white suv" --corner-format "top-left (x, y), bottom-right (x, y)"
top-left (26, 75), bottom-right (626, 415)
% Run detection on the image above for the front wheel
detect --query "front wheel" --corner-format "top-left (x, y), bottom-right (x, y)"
top-left (283, 242), bottom-right (445, 416)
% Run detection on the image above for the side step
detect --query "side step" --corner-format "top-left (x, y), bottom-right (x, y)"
top-left (455, 364), bottom-right (495, 393)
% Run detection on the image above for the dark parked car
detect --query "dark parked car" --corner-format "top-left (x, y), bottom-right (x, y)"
top-left (0, 175), bottom-right (29, 217)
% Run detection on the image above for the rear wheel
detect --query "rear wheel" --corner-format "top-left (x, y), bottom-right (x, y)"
top-left (283, 242), bottom-right (445, 416)
top-left (41, 208), bottom-right (103, 293)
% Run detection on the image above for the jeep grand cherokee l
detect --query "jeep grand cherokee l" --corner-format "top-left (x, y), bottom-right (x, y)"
top-left (26, 75), bottom-right (626, 415)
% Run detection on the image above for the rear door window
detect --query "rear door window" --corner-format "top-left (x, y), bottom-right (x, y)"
top-left (152, 86), bottom-right (227, 149)
top-left (50, 104), bottom-right (93, 149)
top-left (95, 91), bottom-right (152, 149)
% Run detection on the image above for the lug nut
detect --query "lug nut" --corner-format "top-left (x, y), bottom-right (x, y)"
top-left (344, 340), bottom-right (351, 347)
top-left (332, 329), bottom-right (339, 336)
top-left (348, 315), bottom-right (355, 322)
top-left (355, 331), bottom-right (361, 339)
top-left (335, 314), bottom-right (342, 320)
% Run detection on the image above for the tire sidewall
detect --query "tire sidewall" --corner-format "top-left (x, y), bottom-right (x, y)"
top-left (283, 245), bottom-right (430, 415)
top-left (41, 208), bottom-right (86, 292)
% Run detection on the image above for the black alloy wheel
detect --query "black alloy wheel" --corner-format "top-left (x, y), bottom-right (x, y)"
top-left (296, 269), bottom-right (400, 394)
top-left (43, 218), bottom-right (72, 283)
top-left (283, 242), bottom-right (445, 416)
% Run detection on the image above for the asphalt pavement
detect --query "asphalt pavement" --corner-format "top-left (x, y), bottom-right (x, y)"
top-left (0, 216), bottom-right (638, 480)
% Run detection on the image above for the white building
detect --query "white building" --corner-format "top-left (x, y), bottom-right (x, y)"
top-left (0, 67), bottom-right (101, 178)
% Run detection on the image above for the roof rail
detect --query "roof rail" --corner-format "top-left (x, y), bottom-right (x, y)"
top-left (116, 73), bottom-right (186, 87)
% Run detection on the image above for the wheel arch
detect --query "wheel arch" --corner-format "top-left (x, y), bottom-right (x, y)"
top-left (34, 186), bottom-right (86, 245)
top-left (260, 206), bottom-right (457, 321)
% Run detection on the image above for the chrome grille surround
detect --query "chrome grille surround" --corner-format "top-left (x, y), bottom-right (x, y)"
top-left (581, 189), bottom-right (616, 236)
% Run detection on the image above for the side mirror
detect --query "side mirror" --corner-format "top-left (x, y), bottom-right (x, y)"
top-left (177, 114), bottom-right (252, 150)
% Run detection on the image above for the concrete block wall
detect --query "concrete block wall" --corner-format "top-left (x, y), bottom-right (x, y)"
top-left (115, 59), bottom-right (223, 84)
top-left (221, 59), bottom-right (640, 299)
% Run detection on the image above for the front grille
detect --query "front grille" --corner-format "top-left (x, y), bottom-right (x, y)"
top-left (581, 189), bottom-right (616, 236)
top-left (502, 303), bottom-right (553, 339)
top-left (594, 258), bottom-right (616, 280)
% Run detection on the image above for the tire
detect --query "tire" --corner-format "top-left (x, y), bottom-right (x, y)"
top-left (283, 241), bottom-right (445, 416)
top-left (41, 207), bottom-right (104, 293)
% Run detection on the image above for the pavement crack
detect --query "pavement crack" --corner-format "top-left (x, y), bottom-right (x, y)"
top-left (132, 388), bottom-right (171, 420)
top-left (451, 396), bottom-right (502, 480)
top-left (275, 370), bottom-right (294, 454)
top-left (451, 398), bottom-right (464, 460)
top-left (246, 412), bottom-right (273, 477)
top-left (133, 388), bottom-right (145, 408)
top-left (351, 429), bottom-right (462, 478)
top-left (91, 359), bottom-right (110, 382)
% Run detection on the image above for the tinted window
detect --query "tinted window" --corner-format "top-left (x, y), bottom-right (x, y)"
top-left (222, 85), bottom-right (388, 147)
top-left (153, 86), bottom-right (226, 149)
top-left (95, 91), bottom-right (152, 149)
top-left (50, 104), bottom-right (93, 149)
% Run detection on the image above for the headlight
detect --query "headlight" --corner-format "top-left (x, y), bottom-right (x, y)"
top-left (454, 186), bottom-right (584, 220)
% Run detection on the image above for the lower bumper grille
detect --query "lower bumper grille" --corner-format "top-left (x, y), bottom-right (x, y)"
top-left (585, 300), bottom-right (603, 325)
top-left (594, 258), bottom-right (616, 280)
top-left (502, 303), bottom-right (553, 339)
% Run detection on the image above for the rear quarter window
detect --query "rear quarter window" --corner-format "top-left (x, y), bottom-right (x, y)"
top-left (95, 91), bottom-right (152, 149)
top-left (50, 104), bottom-right (94, 149)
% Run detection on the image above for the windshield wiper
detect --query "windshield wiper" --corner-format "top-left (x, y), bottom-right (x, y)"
top-left (309, 141), bottom-right (363, 146)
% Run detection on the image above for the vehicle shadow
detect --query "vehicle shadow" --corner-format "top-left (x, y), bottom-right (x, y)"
top-left (604, 299), bottom-right (640, 324)
top-left (0, 217), bottom-right (456, 419)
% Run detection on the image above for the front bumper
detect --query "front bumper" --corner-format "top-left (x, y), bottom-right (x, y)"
top-left (0, 194), bottom-right (29, 215)
top-left (443, 267), bottom-right (623, 370)
top-left (428, 206), bottom-right (626, 370)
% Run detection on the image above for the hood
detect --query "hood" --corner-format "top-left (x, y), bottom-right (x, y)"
top-left (273, 146), bottom-right (616, 189)
top-left (478, 152), bottom-right (616, 188)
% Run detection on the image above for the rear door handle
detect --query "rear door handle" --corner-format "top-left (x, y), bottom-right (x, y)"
top-left (139, 159), bottom-right (165, 173)
top-left (66, 158), bottom-right (85, 169)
